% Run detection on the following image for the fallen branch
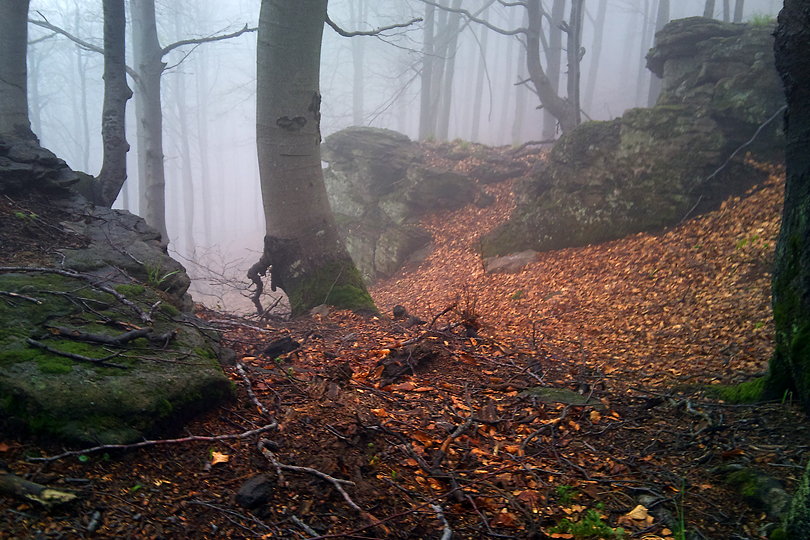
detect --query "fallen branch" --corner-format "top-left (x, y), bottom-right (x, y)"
top-left (431, 503), bottom-right (453, 540)
top-left (0, 291), bottom-right (43, 304)
top-left (0, 471), bottom-right (78, 508)
top-left (26, 338), bottom-right (128, 369)
top-left (47, 326), bottom-right (177, 347)
top-left (235, 362), bottom-right (274, 418)
top-left (257, 439), bottom-right (388, 534)
top-left (28, 422), bottom-right (278, 462)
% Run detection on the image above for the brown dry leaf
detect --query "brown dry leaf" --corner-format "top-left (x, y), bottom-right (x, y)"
top-left (0, 442), bottom-right (10, 452)
top-left (589, 410), bottom-right (602, 423)
top-left (210, 451), bottom-right (230, 466)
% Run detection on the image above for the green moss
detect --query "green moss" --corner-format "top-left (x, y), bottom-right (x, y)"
top-left (711, 377), bottom-right (766, 403)
top-left (160, 303), bottom-right (181, 317)
top-left (782, 460), bottom-right (810, 536)
top-left (35, 357), bottom-right (74, 374)
top-left (287, 261), bottom-right (376, 316)
top-left (114, 284), bottom-right (146, 296)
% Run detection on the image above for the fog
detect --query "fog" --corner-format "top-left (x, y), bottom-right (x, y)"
top-left (25, 0), bottom-right (781, 310)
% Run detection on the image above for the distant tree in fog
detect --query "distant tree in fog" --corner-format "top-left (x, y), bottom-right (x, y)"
top-left (0, 0), bottom-right (34, 140)
top-left (647, 0), bottom-right (670, 107)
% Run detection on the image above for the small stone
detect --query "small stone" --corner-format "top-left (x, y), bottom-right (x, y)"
top-left (235, 474), bottom-right (275, 509)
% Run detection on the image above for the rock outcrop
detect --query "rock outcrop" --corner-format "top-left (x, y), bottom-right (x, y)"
top-left (0, 136), bottom-right (231, 445)
top-left (322, 127), bottom-right (477, 281)
top-left (482, 17), bottom-right (785, 256)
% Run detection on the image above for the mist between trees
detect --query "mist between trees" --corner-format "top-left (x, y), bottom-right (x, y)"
top-left (24, 0), bottom-right (779, 311)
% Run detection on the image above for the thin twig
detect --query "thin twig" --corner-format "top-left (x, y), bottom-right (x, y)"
top-left (431, 503), bottom-right (453, 540)
top-left (26, 338), bottom-right (127, 369)
top-left (29, 422), bottom-right (278, 462)
top-left (235, 362), bottom-right (274, 418)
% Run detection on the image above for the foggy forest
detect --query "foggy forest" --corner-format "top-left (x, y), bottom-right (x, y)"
top-left (2, 0), bottom-right (810, 538)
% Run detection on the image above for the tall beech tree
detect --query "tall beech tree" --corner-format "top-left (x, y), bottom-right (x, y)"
top-left (766, 0), bottom-right (810, 413)
top-left (0, 0), bottom-right (34, 140)
top-left (250, 0), bottom-right (375, 317)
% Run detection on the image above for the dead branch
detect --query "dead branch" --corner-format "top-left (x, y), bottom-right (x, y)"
top-left (431, 503), bottom-right (453, 540)
top-left (0, 291), bottom-right (42, 304)
top-left (235, 362), bottom-right (274, 418)
top-left (414, 0), bottom-right (523, 36)
top-left (325, 14), bottom-right (422, 37)
top-left (0, 472), bottom-right (78, 508)
top-left (26, 338), bottom-right (127, 369)
top-left (29, 422), bottom-right (278, 463)
top-left (161, 24), bottom-right (257, 56)
top-left (47, 326), bottom-right (176, 347)
top-left (510, 138), bottom-right (557, 153)
top-left (257, 439), bottom-right (387, 533)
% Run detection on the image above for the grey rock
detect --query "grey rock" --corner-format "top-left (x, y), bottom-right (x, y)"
top-left (235, 475), bottom-right (275, 509)
top-left (483, 250), bottom-right (538, 274)
top-left (482, 18), bottom-right (784, 257)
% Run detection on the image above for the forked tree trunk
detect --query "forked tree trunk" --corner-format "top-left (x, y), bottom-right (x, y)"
top-left (542, 0), bottom-right (565, 139)
top-left (252, 0), bottom-right (374, 317)
top-left (766, 0), bottom-right (810, 413)
top-left (95, 0), bottom-right (132, 207)
top-left (0, 0), bottom-right (34, 140)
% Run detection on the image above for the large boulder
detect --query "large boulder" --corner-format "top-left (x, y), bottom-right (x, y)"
top-left (323, 127), bottom-right (476, 281)
top-left (482, 17), bottom-right (784, 256)
top-left (0, 137), bottom-right (232, 445)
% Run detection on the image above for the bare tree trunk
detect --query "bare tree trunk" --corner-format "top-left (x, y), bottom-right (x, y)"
top-left (253, 0), bottom-right (374, 317)
top-left (526, 0), bottom-right (576, 133)
top-left (512, 9), bottom-right (529, 144)
top-left (436, 0), bottom-right (462, 141)
top-left (94, 0), bottom-right (132, 207)
top-left (349, 0), bottom-right (366, 126)
top-left (733, 0), bottom-right (744, 22)
top-left (542, 0), bottom-right (565, 139)
top-left (130, 0), bottom-right (169, 241)
top-left (194, 45), bottom-right (213, 249)
top-left (73, 8), bottom-right (91, 172)
top-left (418, 3), bottom-right (436, 140)
top-left (635, 0), bottom-right (652, 107)
top-left (469, 6), bottom-right (489, 142)
top-left (428, 1), bottom-right (449, 139)
top-left (647, 0), bottom-right (669, 107)
top-left (0, 0), bottom-right (34, 139)
top-left (723, 0), bottom-right (730, 22)
top-left (703, 0), bottom-right (716, 18)
top-left (583, 0), bottom-right (608, 115)
top-left (566, 0), bottom-right (585, 126)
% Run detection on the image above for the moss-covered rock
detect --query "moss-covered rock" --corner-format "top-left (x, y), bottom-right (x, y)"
top-left (780, 460), bottom-right (810, 538)
top-left (481, 18), bottom-right (784, 257)
top-left (0, 271), bottom-right (232, 445)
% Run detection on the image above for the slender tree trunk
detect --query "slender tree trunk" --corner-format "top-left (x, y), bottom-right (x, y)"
top-left (28, 46), bottom-right (43, 138)
top-left (418, 3), bottom-right (436, 140)
top-left (566, 0), bottom-right (585, 126)
top-left (350, 0), bottom-right (366, 126)
top-left (253, 0), bottom-right (374, 317)
top-left (583, 0), bottom-right (608, 115)
top-left (0, 0), bottom-right (34, 139)
top-left (704, 0), bottom-right (716, 18)
top-left (74, 8), bottom-right (91, 171)
top-left (436, 0), bottom-right (462, 141)
top-left (766, 0), bottom-right (810, 413)
top-left (428, 1), bottom-right (449, 139)
top-left (647, 0), bottom-right (669, 107)
top-left (526, 0), bottom-right (576, 133)
top-left (512, 9), bottom-right (529, 144)
top-left (733, 0), bottom-right (744, 22)
top-left (636, 0), bottom-right (652, 107)
top-left (469, 7), bottom-right (489, 142)
top-left (93, 0), bottom-right (132, 207)
top-left (542, 0), bottom-right (565, 139)
top-left (130, 0), bottom-right (169, 241)
top-left (194, 47), bottom-right (214, 249)
top-left (723, 0), bottom-right (730, 22)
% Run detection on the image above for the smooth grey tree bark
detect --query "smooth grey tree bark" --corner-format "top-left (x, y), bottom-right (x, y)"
top-left (130, 0), bottom-right (168, 240)
top-left (251, 0), bottom-right (374, 317)
top-left (512, 9), bottom-right (529, 144)
top-left (469, 6), bottom-right (489, 142)
top-left (733, 0), bottom-right (745, 22)
top-left (635, 0), bottom-right (652, 106)
top-left (723, 0), bottom-right (731, 21)
top-left (418, 3), bottom-right (436, 140)
top-left (94, 0), bottom-right (132, 207)
top-left (436, 0), bottom-right (462, 141)
top-left (0, 0), bottom-right (34, 139)
top-left (349, 0), bottom-right (366, 126)
top-left (647, 0), bottom-right (669, 107)
top-left (566, 0), bottom-right (585, 126)
top-left (583, 0), bottom-right (607, 114)
top-left (703, 0), bottom-right (716, 18)
top-left (542, 0), bottom-right (565, 139)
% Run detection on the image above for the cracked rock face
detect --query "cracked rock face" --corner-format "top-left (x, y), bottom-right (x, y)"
top-left (482, 17), bottom-right (785, 257)
top-left (322, 127), bottom-right (476, 281)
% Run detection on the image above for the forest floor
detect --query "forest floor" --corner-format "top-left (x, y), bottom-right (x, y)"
top-left (1, 150), bottom-right (808, 539)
